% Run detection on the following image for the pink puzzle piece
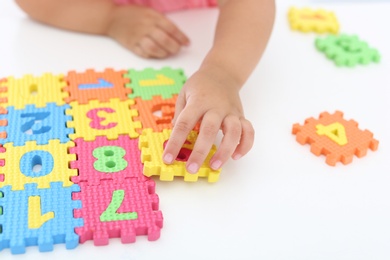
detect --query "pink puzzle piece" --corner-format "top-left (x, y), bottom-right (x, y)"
top-left (72, 178), bottom-right (163, 246)
top-left (70, 135), bottom-right (148, 185)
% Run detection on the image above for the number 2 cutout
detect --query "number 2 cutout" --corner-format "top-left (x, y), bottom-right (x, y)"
top-left (21, 112), bottom-right (51, 135)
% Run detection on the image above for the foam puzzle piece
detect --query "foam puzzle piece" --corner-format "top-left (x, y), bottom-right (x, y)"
top-left (70, 135), bottom-right (147, 185)
top-left (0, 140), bottom-right (77, 190)
top-left (315, 34), bottom-right (381, 66)
top-left (292, 111), bottom-right (379, 166)
top-left (66, 98), bottom-right (142, 141)
top-left (0, 182), bottom-right (83, 254)
top-left (125, 67), bottom-right (186, 100)
top-left (73, 179), bottom-right (163, 246)
top-left (288, 7), bottom-right (339, 34)
top-left (132, 95), bottom-right (177, 133)
top-left (139, 128), bottom-right (221, 182)
top-left (0, 73), bottom-right (68, 109)
top-left (64, 68), bottom-right (132, 104)
top-left (0, 103), bottom-right (73, 146)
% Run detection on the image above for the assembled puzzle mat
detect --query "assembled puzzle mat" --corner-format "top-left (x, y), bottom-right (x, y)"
top-left (0, 67), bottom-right (221, 255)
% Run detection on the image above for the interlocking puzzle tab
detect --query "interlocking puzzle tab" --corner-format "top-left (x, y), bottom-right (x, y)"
top-left (139, 128), bottom-right (221, 182)
top-left (0, 67), bottom-right (223, 255)
top-left (315, 34), bottom-right (381, 67)
top-left (288, 7), bottom-right (339, 34)
top-left (292, 111), bottom-right (379, 166)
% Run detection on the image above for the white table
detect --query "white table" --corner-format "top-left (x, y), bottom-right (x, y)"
top-left (1, 1), bottom-right (390, 259)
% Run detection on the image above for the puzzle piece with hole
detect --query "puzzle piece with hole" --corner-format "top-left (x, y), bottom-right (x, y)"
top-left (139, 128), bottom-right (221, 182)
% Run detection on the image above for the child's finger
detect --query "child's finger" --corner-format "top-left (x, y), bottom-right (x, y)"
top-left (232, 118), bottom-right (255, 160)
top-left (185, 112), bottom-right (222, 174)
top-left (209, 115), bottom-right (242, 170)
top-left (138, 36), bottom-right (168, 58)
top-left (171, 92), bottom-right (186, 126)
top-left (163, 106), bottom-right (201, 165)
top-left (149, 28), bottom-right (182, 55)
top-left (156, 17), bottom-right (190, 46)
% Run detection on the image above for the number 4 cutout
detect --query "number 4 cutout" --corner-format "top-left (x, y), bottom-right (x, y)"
top-left (316, 122), bottom-right (348, 146)
top-left (100, 190), bottom-right (138, 222)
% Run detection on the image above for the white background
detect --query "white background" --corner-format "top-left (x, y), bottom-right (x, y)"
top-left (1, 0), bottom-right (390, 259)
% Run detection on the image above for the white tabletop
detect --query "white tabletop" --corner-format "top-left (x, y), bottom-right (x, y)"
top-left (1, 1), bottom-right (390, 259)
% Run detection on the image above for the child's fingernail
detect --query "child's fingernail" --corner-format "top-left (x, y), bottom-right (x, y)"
top-left (233, 154), bottom-right (242, 160)
top-left (187, 163), bottom-right (199, 174)
top-left (163, 153), bottom-right (174, 164)
top-left (211, 160), bottom-right (222, 170)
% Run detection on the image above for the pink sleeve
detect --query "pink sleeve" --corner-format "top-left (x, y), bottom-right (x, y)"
top-left (113, 0), bottom-right (218, 13)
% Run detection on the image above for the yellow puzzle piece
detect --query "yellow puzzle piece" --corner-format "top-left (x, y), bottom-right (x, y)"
top-left (0, 140), bottom-right (77, 190)
top-left (288, 7), bottom-right (339, 34)
top-left (139, 128), bottom-right (221, 182)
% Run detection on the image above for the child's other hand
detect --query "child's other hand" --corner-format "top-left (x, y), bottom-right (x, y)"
top-left (107, 5), bottom-right (189, 58)
top-left (162, 68), bottom-right (255, 173)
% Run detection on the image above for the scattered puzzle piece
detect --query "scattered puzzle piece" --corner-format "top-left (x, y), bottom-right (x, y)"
top-left (288, 7), bottom-right (339, 34)
top-left (139, 128), bottom-right (220, 182)
top-left (292, 111), bottom-right (379, 166)
top-left (316, 34), bottom-right (381, 66)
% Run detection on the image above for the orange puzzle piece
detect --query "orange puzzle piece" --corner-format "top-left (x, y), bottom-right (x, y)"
top-left (132, 95), bottom-right (177, 133)
top-left (64, 68), bottom-right (131, 104)
top-left (292, 111), bottom-right (379, 166)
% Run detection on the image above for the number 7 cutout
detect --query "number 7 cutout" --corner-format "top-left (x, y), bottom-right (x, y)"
top-left (100, 190), bottom-right (138, 222)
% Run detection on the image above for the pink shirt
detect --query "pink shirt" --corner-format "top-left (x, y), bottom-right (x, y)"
top-left (114, 0), bottom-right (218, 13)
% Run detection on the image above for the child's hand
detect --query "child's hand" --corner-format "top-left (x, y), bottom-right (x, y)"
top-left (162, 68), bottom-right (255, 173)
top-left (107, 5), bottom-right (189, 58)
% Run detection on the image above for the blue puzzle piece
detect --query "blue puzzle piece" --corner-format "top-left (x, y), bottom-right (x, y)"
top-left (0, 182), bottom-right (83, 254)
top-left (0, 103), bottom-right (74, 146)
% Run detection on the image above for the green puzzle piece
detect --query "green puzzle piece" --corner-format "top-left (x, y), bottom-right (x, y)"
top-left (315, 34), bottom-right (381, 67)
top-left (124, 67), bottom-right (187, 100)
